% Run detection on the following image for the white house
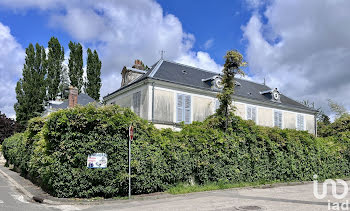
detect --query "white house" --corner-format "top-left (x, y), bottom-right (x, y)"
top-left (103, 59), bottom-right (317, 134)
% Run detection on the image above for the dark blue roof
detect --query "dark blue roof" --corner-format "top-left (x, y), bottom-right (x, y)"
top-left (52, 93), bottom-right (96, 109)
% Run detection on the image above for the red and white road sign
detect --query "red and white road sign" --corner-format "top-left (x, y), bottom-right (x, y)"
top-left (129, 125), bottom-right (134, 141)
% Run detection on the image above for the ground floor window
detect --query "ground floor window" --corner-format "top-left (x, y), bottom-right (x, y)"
top-left (177, 94), bottom-right (191, 124)
top-left (246, 106), bottom-right (257, 123)
top-left (297, 114), bottom-right (304, 130)
top-left (274, 110), bottom-right (282, 128)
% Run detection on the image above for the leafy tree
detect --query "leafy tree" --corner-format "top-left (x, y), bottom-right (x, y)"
top-left (0, 112), bottom-right (22, 144)
top-left (328, 99), bottom-right (348, 119)
top-left (319, 113), bottom-right (331, 125)
top-left (14, 43), bottom-right (47, 126)
top-left (217, 50), bottom-right (247, 130)
top-left (47, 37), bottom-right (64, 100)
top-left (86, 48), bottom-right (102, 100)
top-left (68, 41), bottom-right (83, 93)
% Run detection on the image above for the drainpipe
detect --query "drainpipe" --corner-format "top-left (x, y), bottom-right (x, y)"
top-left (152, 82), bottom-right (155, 122)
top-left (315, 115), bottom-right (317, 137)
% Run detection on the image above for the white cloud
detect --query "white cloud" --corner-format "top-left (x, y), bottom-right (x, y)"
top-left (0, 22), bottom-right (25, 118)
top-left (243, 0), bottom-right (350, 115)
top-left (176, 51), bottom-right (222, 73)
top-left (203, 39), bottom-right (214, 50)
top-left (0, 0), bottom-right (221, 99)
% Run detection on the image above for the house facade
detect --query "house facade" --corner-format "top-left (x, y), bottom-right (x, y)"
top-left (103, 59), bottom-right (317, 134)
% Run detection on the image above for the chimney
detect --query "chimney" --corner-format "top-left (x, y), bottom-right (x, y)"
top-left (132, 59), bottom-right (144, 70)
top-left (68, 86), bottom-right (78, 108)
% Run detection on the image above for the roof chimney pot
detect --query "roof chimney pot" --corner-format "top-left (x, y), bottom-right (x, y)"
top-left (68, 86), bottom-right (78, 108)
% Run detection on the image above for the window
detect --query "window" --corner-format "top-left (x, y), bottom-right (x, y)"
top-left (274, 110), bottom-right (282, 128)
top-left (133, 91), bottom-right (141, 116)
top-left (215, 99), bottom-right (220, 111)
top-left (297, 114), bottom-right (304, 130)
top-left (177, 94), bottom-right (191, 124)
top-left (246, 106), bottom-right (257, 123)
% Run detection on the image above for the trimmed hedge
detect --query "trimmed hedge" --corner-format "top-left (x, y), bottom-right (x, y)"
top-left (2, 105), bottom-right (350, 198)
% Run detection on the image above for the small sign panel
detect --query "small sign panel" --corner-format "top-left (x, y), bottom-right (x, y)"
top-left (129, 125), bottom-right (134, 141)
top-left (87, 153), bottom-right (107, 168)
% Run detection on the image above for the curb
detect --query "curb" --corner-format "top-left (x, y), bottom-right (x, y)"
top-left (0, 165), bottom-right (34, 201)
top-left (0, 165), bottom-right (63, 205)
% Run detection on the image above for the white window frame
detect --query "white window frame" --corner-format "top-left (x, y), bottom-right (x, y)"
top-left (274, 110), bottom-right (283, 129)
top-left (246, 105), bottom-right (257, 123)
top-left (296, 114), bottom-right (305, 131)
top-left (176, 93), bottom-right (191, 124)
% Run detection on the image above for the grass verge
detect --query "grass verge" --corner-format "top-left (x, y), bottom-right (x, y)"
top-left (167, 180), bottom-right (295, 195)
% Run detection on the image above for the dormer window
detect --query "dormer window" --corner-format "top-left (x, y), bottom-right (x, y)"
top-left (260, 88), bottom-right (281, 103)
top-left (214, 77), bottom-right (223, 89)
top-left (202, 75), bottom-right (241, 91)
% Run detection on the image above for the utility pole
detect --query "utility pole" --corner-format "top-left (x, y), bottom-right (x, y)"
top-left (128, 125), bottom-right (134, 199)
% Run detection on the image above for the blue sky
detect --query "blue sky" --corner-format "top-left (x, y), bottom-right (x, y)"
top-left (0, 1), bottom-right (251, 65)
top-left (0, 0), bottom-right (349, 118)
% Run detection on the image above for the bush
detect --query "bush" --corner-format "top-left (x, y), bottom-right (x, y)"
top-left (0, 112), bottom-right (23, 145)
top-left (318, 114), bottom-right (350, 137)
top-left (2, 105), bottom-right (350, 198)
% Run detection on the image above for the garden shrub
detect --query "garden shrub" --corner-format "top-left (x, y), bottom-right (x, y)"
top-left (2, 105), bottom-right (350, 198)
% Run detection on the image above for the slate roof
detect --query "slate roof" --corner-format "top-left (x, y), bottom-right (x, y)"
top-left (104, 59), bottom-right (316, 113)
top-left (51, 93), bottom-right (97, 109)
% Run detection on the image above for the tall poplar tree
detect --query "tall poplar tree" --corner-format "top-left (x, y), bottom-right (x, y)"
top-left (47, 37), bottom-right (64, 100)
top-left (68, 41), bottom-right (83, 93)
top-left (14, 43), bottom-right (47, 126)
top-left (86, 48), bottom-right (102, 100)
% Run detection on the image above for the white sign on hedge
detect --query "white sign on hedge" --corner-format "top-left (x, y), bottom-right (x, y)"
top-left (87, 153), bottom-right (107, 168)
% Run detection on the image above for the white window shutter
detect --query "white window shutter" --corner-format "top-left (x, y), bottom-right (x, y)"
top-left (247, 107), bottom-right (252, 120)
top-left (274, 111), bottom-right (278, 126)
top-left (176, 94), bottom-right (183, 122)
top-left (215, 99), bottom-right (220, 110)
top-left (297, 114), bottom-right (304, 130)
top-left (184, 95), bottom-right (191, 124)
top-left (133, 91), bottom-right (141, 116)
top-left (278, 112), bottom-right (282, 128)
top-left (252, 107), bottom-right (256, 123)
top-left (274, 110), bottom-right (282, 128)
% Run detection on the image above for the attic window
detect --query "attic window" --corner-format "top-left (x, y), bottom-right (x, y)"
top-left (182, 70), bottom-right (187, 74)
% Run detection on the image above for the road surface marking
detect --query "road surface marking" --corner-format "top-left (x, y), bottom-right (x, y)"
top-left (11, 194), bottom-right (28, 203)
top-left (0, 200), bottom-right (3, 203)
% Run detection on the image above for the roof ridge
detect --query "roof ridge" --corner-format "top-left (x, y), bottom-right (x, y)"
top-left (149, 59), bottom-right (164, 77)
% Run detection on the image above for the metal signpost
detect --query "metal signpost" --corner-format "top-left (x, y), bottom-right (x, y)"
top-left (128, 125), bottom-right (134, 199)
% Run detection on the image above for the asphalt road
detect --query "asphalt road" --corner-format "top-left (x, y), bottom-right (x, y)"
top-left (83, 182), bottom-right (344, 211)
top-left (0, 172), bottom-right (59, 211)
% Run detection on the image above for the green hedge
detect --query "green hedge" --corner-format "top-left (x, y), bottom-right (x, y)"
top-left (2, 105), bottom-right (350, 198)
